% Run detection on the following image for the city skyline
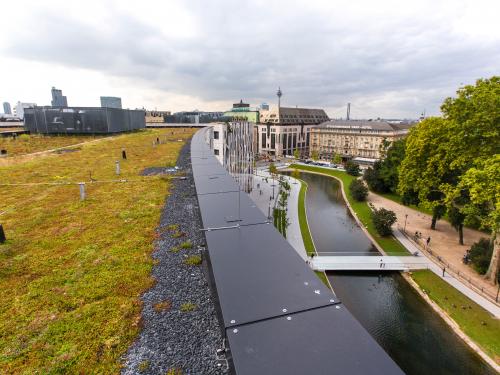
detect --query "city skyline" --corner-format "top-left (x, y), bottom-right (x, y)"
top-left (0, 0), bottom-right (499, 118)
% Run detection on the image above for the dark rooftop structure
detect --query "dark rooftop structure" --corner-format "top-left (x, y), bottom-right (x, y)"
top-left (232, 100), bottom-right (250, 109)
top-left (24, 106), bottom-right (145, 134)
top-left (191, 128), bottom-right (404, 374)
top-left (315, 119), bottom-right (413, 131)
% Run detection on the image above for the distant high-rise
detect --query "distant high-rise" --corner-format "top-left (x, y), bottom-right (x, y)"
top-left (100, 96), bottom-right (122, 109)
top-left (51, 87), bottom-right (68, 107)
top-left (15, 102), bottom-right (36, 120)
top-left (3, 102), bottom-right (12, 114)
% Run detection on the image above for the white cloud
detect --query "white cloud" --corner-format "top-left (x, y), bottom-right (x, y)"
top-left (1, 0), bottom-right (499, 117)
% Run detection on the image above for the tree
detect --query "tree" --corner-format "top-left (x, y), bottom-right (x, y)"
top-left (398, 117), bottom-right (454, 229)
top-left (468, 238), bottom-right (493, 275)
top-left (448, 205), bottom-right (465, 245)
top-left (332, 152), bottom-right (342, 165)
top-left (457, 155), bottom-right (500, 284)
top-left (430, 204), bottom-right (446, 230)
top-left (345, 161), bottom-right (360, 176)
top-left (363, 161), bottom-right (387, 193)
top-left (378, 138), bottom-right (406, 192)
top-left (291, 169), bottom-right (300, 181)
top-left (310, 150), bottom-right (319, 161)
top-left (269, 163), bottom-right (278, 180)
top-left (371, 206), bottom-right (397, 236)
top-left (293, 149), bottom-right (300, 159)
top-left (399, 77), bottom-right (499, 248)
top-left (349, 179), bottom-right (368, 202)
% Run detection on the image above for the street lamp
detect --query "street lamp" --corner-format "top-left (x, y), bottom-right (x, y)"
top-left (404, 214), bottom-right (408, 233)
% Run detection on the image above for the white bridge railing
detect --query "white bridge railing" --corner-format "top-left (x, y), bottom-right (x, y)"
top-left (311, 256), bottom-right (429, 271)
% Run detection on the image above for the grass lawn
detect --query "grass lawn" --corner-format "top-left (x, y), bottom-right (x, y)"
top-left (411, 270), bottom-right (500, 364)
top-left (378, 191), bottom-right (433, 216)
top-left (297, 179), bottom-right (315, 256)
top-left (290, 164), bottom-right (409, 255)
top-left (0, 128), bottom-right (195, 373)
top-left (0, 133), bottom-right (108, 156)
top-left (295, 178), bottom-right (331, 289)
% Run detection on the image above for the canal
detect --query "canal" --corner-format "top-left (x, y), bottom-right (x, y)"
top-left (299, 171), bottom-right (496, 375)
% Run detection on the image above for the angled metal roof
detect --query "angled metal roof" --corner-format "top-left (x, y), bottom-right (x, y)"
top-left (191, 127), bottom-right (404, 375)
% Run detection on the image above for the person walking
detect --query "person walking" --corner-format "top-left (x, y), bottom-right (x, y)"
top-left (380, 258), bottom-right (383, 269)
top-left (442, 267), bottom-right (446, 277)
top-left (426, 236), bottom-right (431, 248)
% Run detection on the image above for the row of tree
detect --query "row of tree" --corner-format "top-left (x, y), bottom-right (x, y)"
top-left (364, 77), bottom-right (499, 284)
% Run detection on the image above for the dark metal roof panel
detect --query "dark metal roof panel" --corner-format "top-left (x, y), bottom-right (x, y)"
top-left (227, 304), bottom-right (404, 375)
top-left (204, 223), bottom-right (339, 327)
top-left (197, 191), bottom-right (267, 229)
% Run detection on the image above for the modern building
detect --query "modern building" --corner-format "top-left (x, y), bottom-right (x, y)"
top-left (211, 122), bottom-right (226, 164)
top-left (257, 106), bottom-right (329, 157)
top-left (209, 120), bottom-right (254, 192)
top-left (3, 102), bottom-right (12, 115)
top-left (24, 106), bottom-right (145, 134)
top-left (310, 120), bottom-right (413, 163)
top-left (165, 111), bottom-right (224, 124)
top-left (223, 100), bottom-right (260, 123)
top-left (51, 87), bottom-right (68, 107)
top-left (145, 110), bottom-right (171, 123)
top-left (100, 96), bottom-right (122, 109)
top-left (14, 102), bottom-right (36, 120)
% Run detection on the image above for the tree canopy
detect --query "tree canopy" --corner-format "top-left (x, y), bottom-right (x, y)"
top-left (398, 76), bottom-right (500, 283)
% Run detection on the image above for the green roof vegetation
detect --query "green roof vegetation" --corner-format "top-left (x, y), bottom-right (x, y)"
top-left (0, 128), bottom-right (195, 373)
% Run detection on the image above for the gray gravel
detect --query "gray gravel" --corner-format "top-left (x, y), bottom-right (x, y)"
top-left (122, 141), bottom-right (228, 375)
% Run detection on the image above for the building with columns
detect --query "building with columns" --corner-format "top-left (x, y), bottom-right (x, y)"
top-left (257, 107), bottom-right (329, 157)
top-left (310, 120), bottom-right (413, 162)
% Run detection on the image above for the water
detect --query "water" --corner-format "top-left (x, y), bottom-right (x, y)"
top-left (299, 172), bottom-right (496, 375)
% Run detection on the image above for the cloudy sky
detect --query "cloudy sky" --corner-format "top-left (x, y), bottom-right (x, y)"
top-left (1, 0), bottom-right (499, 118)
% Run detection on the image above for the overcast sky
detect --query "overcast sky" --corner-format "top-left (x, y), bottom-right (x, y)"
top-left (1, 0), bottom-right (499, 118)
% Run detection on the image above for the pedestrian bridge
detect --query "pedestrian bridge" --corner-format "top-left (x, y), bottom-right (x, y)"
top-left (311, 255), bottom-right (429, 271)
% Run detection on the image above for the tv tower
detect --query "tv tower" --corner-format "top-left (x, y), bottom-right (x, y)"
top-left (277, 87), bottom-right (282, 108)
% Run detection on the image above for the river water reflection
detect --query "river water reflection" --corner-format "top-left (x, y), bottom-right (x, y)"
top-left (299, 172), bottom-right (495, 375)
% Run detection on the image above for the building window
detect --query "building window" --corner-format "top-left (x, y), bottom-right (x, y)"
top-left (214, 149), bottom-right (219, 155)
top-left (214, 131), bottom-right (219, 140)
top-left (262, 133), bottom-right (266, 148)
top-left (271, 134), bottom-right (276, 149)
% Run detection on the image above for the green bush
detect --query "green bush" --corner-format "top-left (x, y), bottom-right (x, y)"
top-left (184, 255), bottom-right (202, 266)
top-left (468, 238), bottom-right (492, 274)
top-left (180, 302), bottom-right (197, 312)
top-left (363, 162), bottom-right (388, 193)
top-left (371, 206), bottom-right (397, 236)
top-left (18, 134), bottom-right (30, 141)
top-left (345, 161), bottom-right (360, 176)
top-left (349, 179), bottom-right (368, 201)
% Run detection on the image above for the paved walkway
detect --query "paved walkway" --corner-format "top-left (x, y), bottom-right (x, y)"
top-left (368, 192), bottom-right (497, 298)
top-left (248, 166), bottom-right (307, 260)
top-left (394, 229), bottom-right (500, 318)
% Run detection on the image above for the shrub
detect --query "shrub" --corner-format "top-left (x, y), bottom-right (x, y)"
top-left (180, 240), bottom-right (192, 249)
top-left (363, 162), bottom-right (388, 193)
top-left (19, 134), bottom-right (30, 142)
top-left (180, 302), bottom-right (197, 312)
top-left (345, 161), bottom-right (360, 176)
top-left (153, 300), bottom-right (172, 312)
top-left (349, 179), bottom-right (368, 201)
top-left (468, 238), bottom-right (492, 275)
top-left (184, 255), bottom-right (202, 266)
top-left (371, 206), bottom-right (397, 236)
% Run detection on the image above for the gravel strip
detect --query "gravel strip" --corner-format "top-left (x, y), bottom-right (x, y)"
top-left (122, 140), bottom-right (228, 375)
